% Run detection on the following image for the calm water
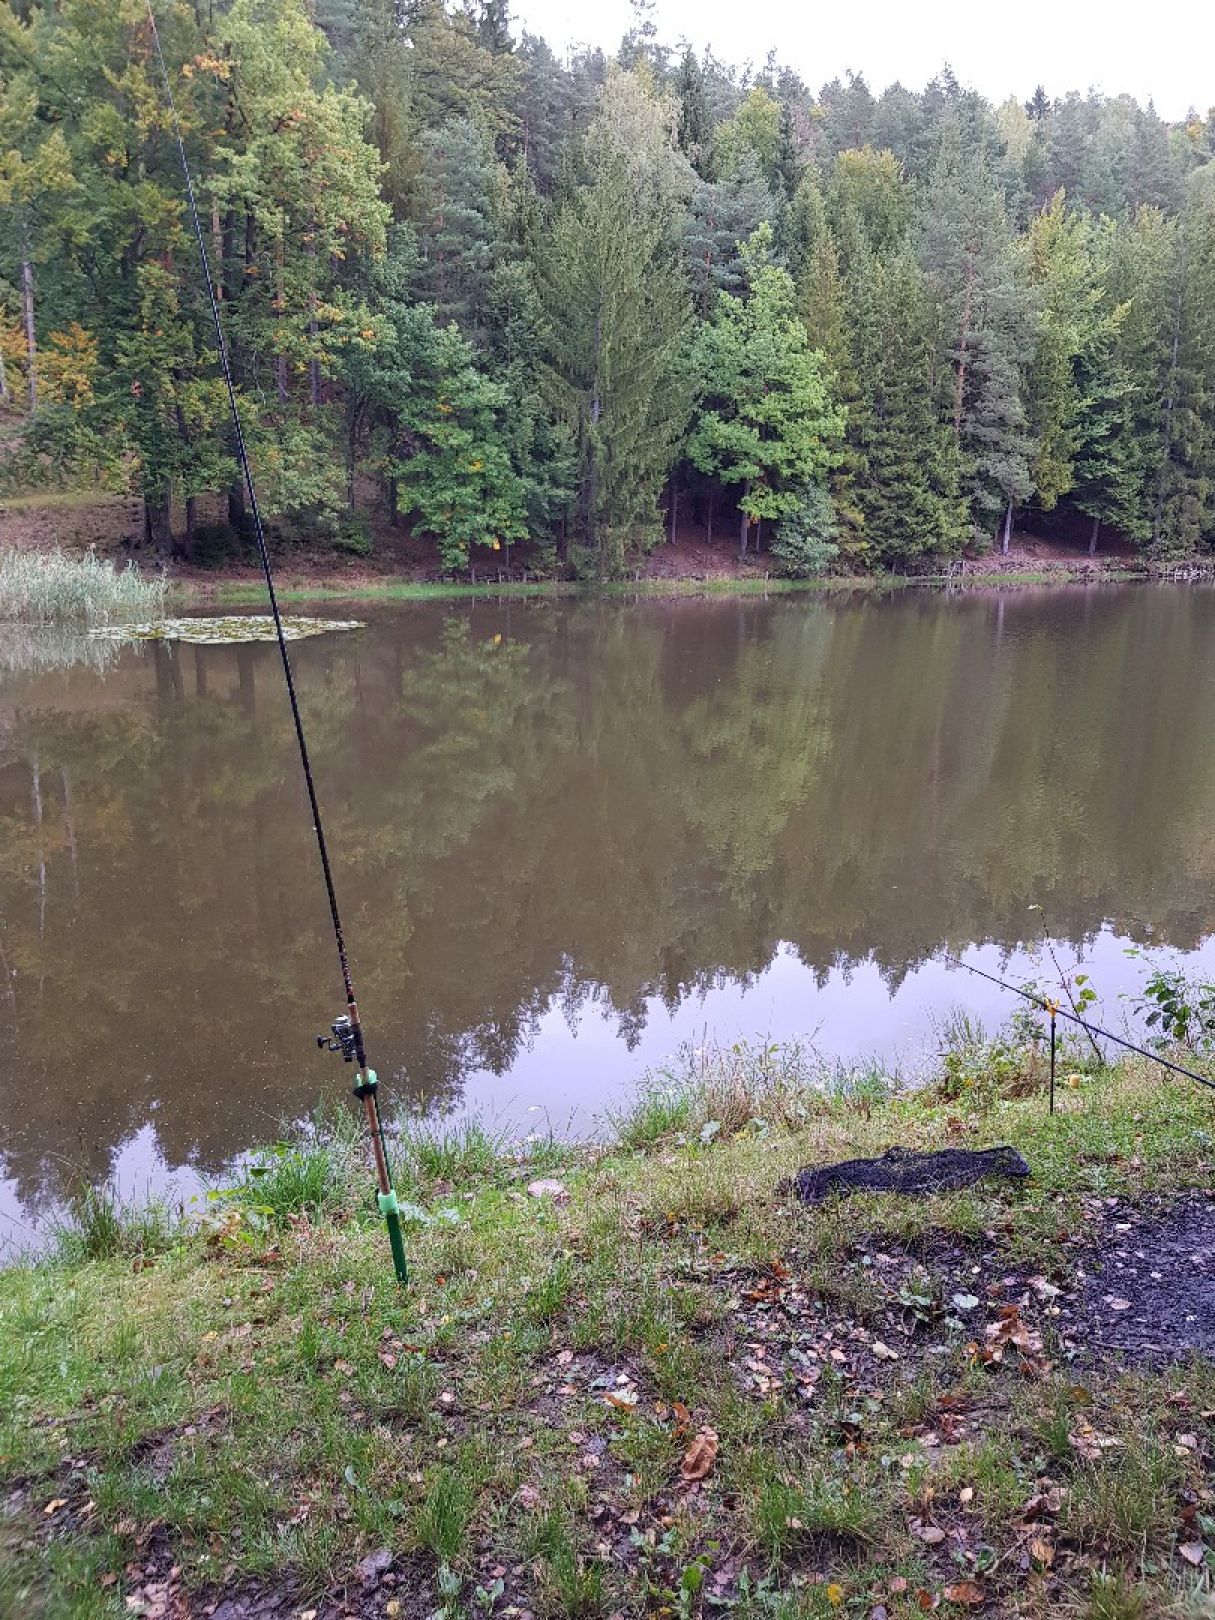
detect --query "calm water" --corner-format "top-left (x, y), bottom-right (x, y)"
top-left (3, 584), bottom-right (1215, 1248)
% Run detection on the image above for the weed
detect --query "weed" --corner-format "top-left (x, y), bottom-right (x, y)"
top-left (752, 1474), bottom-right (880, 1559)
top-left (0, 547), bottom-right (166, 624)
top-left (415, 1467), bottom-right (474, 1562)
top-left (405, 1116), bottom-right (508, 1182)
top-left (1084, 1570), bottom-right (1152, 1620)
top-left (529, 1511), bottom-right (608, 1618)
top-left (49, 1185), bottom-right (179, 1264)
top-left (1062, 1440), bottom-right (1185, 1555)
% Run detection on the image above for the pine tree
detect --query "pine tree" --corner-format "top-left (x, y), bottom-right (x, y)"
top-left (855, 247), bottom-right (966, 564)
top-left (415, 117), bottom-right (502, 346)
top-left (536, 70), bottom-right (694, 574)
top-left (922, 139), bottom-right (1037, 548)
top-left (684, 155), bottom-right (774, 315)
top-left (673, 49), bottom-right (712, 175)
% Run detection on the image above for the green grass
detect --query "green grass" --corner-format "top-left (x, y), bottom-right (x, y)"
top-left (5, 1045), bottom-right (1215, 1618)
top-left (0, 546), bottom-right (166, 624)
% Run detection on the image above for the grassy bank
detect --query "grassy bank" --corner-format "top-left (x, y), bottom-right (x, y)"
top-left (180, 567), bottom-right (1155, 610)
top-left (181, 574), bottom-right (893, 609)
top-left (5, 1035), bottom-right (1215, 1620)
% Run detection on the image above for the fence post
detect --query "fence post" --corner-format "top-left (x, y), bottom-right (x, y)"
top-left (1048, 1003), bottom-right (1058, 1117)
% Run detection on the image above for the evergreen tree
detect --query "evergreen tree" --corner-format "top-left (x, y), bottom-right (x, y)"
top-left (673, 48), bottom-right (712, 175)
top-left (684, 155), bottom-right (773, 315)
top-left (854, 246), bottom-right (967, 564)
top-left (922, 139), bottom-right (1037, 548)
top-left (536, 70), bottom-right (694, 574)
top-left (415, 117), bottom-right (502, 346)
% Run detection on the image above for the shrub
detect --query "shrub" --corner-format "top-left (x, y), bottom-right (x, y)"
top-left (770, 484), bottom-right (839, 578)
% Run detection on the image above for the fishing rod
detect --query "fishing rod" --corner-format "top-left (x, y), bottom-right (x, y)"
top-left (143, 2), bottom-right (407, 1284)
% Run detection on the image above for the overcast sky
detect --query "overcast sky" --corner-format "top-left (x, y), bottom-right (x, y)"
top-left (509, 0), bottom-right (1214, 122)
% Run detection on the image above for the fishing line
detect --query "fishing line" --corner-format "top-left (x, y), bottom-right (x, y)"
top-left (144, 1), bottom-right (407, 1283)
top-left (940, 948), bottom-right (1215, 1094)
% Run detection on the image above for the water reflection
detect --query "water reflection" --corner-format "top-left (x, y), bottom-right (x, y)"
top-left (2, 585), bottom-right (1215, 1245)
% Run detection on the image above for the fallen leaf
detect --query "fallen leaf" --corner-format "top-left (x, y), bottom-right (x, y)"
top-left (872, 1341), bottom-right (899, 1361)
top-left (1104, 1296), bottom-right (1132, 1313)
top-left (915, 1591), bottom-right (940, 1612)
top-left (1029, 1534), bottom-right (1054, 1567)
top-left (942, 1581), bottom-right (985, 1606)
top-left (43, 1498), bottom-right (67, 1516)
top-left (915, 1524), bottom-right (946, 1545)
top-left (680, 1428), bottom-right (719, 1482)
top-left (1178, 1541), bottom-right (1205, 1567)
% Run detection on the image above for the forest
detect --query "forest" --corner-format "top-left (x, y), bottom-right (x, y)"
top-left (3, 0), bottom-right (1215, 577)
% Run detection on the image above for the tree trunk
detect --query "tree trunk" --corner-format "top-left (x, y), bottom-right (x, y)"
top-left (706, 487), bottom-right (714, 546)
top-left (184, 495), bottom-right (198, 560)
top-left (307, 230), bottom-right (320, 408)
top-left (1154, 263), bottom-right (1185, 548)
top-left (1088, 514), bottom-right (1100, 556)
top-left (144, 490), bottom-right (175, 557)
top-left (953, 253), bottom-right (975, 441)
top-left (669, 477), bottom-right (678, 545)
top-left (21, 251), bottom-right (37, 412)
top-left (228, 479), bottom-right (247, 538)
top-left (275, 238), bottom-right (288, 403)
top-left (738, 486), bottom-right (751, 557)
top-left (1001, 500), bottom-right (1013, 555)
top-left (0, 343), bottom-right (9, 404)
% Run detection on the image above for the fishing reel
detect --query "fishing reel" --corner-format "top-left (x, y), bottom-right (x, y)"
top-left (317, 1014), bottom-right (358, 1063)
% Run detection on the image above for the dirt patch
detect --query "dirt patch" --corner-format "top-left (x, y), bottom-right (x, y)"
top-left (1060, 1193), bottom-right (1215, 1364)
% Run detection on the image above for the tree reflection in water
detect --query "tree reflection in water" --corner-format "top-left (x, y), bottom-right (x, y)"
top-left (3, 585), bottom-right (1215, 1236)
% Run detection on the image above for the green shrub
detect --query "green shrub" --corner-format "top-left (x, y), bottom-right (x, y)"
top-left (770, 484), bottom-right (839, 578)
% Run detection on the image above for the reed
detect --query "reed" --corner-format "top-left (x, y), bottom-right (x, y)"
top-left (0, 547), bottom-right (167, 624)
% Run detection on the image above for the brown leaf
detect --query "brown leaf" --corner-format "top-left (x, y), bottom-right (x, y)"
top-left (604, 1393), bottom-right (637, 1412)
top-left (680, 1428), bottom-right (719, 1482)
top-left (1028, 1534), bottom-right (1054, 1567)
top-left (942, 1581), bottom-right (986, 1606)
top-left (915, 1591), bottom-right (940, 1612)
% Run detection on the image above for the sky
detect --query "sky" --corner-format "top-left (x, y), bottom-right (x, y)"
top-left (509, 0), bottom-right (1214, 122)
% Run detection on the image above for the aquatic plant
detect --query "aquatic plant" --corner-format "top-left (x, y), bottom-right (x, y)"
top-left (0, 547), bottom-right (168, 625)
top-left (89, 613), bottom-right (363, 645)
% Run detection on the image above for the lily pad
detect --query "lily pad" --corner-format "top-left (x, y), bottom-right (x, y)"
top-left (89, 614), bottom-right (363, 646)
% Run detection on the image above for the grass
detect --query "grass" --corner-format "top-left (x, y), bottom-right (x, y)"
top-left (5, 1033), bottom-right (1215, 1618)
top-left (0, 547), bottom-right (166, 624)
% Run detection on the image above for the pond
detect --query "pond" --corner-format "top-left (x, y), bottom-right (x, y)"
top-left (3, 583), bottom-right (1215, 1249)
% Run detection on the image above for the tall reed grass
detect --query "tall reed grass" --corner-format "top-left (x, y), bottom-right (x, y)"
top-left (0, 547), bottom-right (167, 624)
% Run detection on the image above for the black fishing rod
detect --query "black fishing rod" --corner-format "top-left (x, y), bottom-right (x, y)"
top-left (143, 2), bottom-right (407, 1284)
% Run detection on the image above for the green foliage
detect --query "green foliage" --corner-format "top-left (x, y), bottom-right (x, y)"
top-left (769, 483), bottom-right (839, 576)
top-left (688, 225), bottom-right (844, 553)
top-left (8, 0), bottom-right (1215, 573)
top-left (1133, 962), bottom-right (1215, 1051)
